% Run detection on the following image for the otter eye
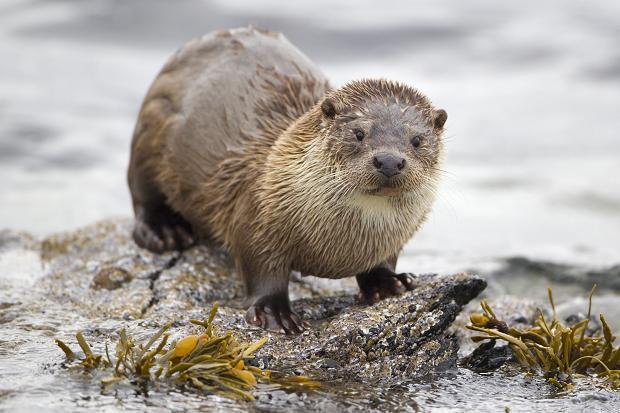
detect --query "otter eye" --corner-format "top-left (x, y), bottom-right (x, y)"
top-left (411, 136), bottom-right (422, 148)
top-left (353, 129), bottom-right (365, 141)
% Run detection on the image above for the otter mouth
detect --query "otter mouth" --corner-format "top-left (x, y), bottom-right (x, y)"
top-left (368, 185), bottom-right (401, 197)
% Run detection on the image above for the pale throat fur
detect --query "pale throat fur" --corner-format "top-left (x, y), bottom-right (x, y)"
top-left (239, 105), bottom-right (442, 280)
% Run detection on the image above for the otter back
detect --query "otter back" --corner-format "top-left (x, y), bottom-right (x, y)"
top-left (130, 27), bottom-right (329, 231)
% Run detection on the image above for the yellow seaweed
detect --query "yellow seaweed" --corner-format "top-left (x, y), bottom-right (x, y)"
top-left (54, 302), bottom-right (319, 400)
top-left (466, 284), bottom-right (620, 390)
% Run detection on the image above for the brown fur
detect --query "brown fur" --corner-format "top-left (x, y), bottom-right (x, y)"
top-left (128, 27), bottom-right (447, 332)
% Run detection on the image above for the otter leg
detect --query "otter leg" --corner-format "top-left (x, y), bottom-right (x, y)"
top-left (356, 256), bottom-right (416, 304)
top-left (132, 203), bottom-right (194, 253)
top-left (237, 255), bottom-right (305, 335)
top-left (128, 136), bottom-right (194, 253)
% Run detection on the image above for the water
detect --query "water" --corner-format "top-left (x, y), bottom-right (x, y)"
top-left (1, 0), bottom-right (619, 411)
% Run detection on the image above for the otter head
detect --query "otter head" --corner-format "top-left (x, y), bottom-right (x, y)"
top-left (318, 79), bottom-right (447, 197)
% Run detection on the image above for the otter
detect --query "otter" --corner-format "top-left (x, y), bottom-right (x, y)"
top-left (128, 27), bottom-right (447, 334)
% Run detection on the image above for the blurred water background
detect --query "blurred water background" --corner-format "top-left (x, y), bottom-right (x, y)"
top-left (1, 0), bottom-right (619, 273)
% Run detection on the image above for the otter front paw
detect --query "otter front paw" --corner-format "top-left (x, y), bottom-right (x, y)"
top-left (245, 294), bottom-right (306, 335)
top-left (356, 268), bottom-right (416, 304)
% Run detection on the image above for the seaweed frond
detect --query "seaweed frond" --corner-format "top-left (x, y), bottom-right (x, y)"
top-left (54, 303), bottom-right (317, 400)
top-left (467, 285), bottom-right (620, 390)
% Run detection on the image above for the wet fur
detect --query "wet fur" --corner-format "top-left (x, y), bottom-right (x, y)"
top-left (128, 27), bottom-right (446, 331)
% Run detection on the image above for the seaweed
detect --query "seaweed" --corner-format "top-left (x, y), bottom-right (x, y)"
top-left (467, 285), bottom-right (620, 390)
top-left (55, 303), bottom-right (319, 400)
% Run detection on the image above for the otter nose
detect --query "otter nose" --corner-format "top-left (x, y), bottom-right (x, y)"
top-left (372, 153), bottom-right (406, 177)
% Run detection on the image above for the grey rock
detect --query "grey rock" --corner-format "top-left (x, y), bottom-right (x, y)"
top-left (7, 219), bottom-right (485, 378)
top-left (2, 219), bottom-right (619, 412)
top-left (91, 266), bottom-right (133, 290)
top-left (494, 256), bottom-right (620, 292)
top-left (461, 341), bottom-right (514, 373)
top-left (0, 218), bottom-right (487, 411)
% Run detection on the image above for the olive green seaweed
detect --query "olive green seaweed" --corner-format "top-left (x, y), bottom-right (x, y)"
top-left (55, 303), bottom-right (319, 400)
top-left (467, 285), bottom-right (620, 390)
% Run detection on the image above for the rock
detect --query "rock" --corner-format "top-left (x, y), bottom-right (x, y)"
top-left (2, 219), bottom-right (620, 412)
top-left (7, 219), bottom-right (486, 376)
top-left (557, 296), bottom-right (620, 337)
top-left (291, 273), bottom-right (486, 380)
top-left (91, 267), bottom-right (133, 290)
top-left (0, 229), bottom-right (39, 253)
top-left (0, 218), bottom-right (486, 410)
top-left (493, 256), bottom-right (620, 292)
top-left (318, 358), bottom-right (340, 369)
top-left (461, 341), bottom-right (514, 373)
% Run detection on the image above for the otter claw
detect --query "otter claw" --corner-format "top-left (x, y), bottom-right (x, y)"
top-left (132, 207), bottom-right (195, 253)
top-left (245, 296), bottom-right (305, 335)
top-left (395, 272), bottom-right (416, 290)
top-left (356, 268), bottom-right (417, 304)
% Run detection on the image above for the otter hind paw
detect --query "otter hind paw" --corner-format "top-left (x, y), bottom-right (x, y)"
top-left (132, 208), bottom-right (194, 253)
top-left (245, 295), bottom-right (307, 335)
top-left (356, 269), bottom-right (416, 304)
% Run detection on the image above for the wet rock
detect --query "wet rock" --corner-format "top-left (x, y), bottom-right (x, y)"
top-left (3, 219), bottom-right (620, 411)
top-left (494, 257), bottom-right (620, 291)
top-left (39, 220), bottom-right (176, 319)
top-left (91, 267), bottom-right (132, 290)
top-left (318, 358), bottom-right (340, 369)
top-left (557, 295), bottom-right (620, 337)
top-left (0, 218), bottom-right (487, 409)
top-left (147, 245), bottom-right (243, 313)
top-left (291, 273), bottom-right (486, 380)
top-left (563, 313), bottom-right (603, 336)
top-left (0, 229), bottom-right (39, 253)
top-left (461, 341), bottom-right (514, 372)
top-left (13, 219), bottom-right (485, 379)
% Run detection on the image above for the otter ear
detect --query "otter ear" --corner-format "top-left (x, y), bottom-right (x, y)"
top-left (433, 109), bottom-right (448, 130)
top-left (321, 98), bottom-right (338, 119)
